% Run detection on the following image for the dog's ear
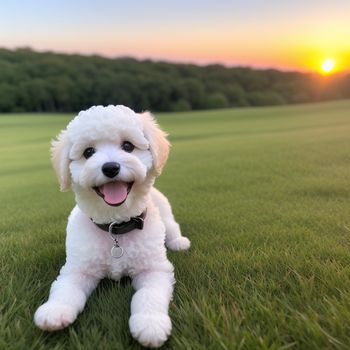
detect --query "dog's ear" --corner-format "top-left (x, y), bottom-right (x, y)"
top-left (140, 111), bottom-right (170, 175)
top-left (51, 129), bottom-right (71, 192)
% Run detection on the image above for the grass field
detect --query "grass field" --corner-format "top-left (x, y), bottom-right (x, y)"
top-left (1, 100), bottom-right (350, 349)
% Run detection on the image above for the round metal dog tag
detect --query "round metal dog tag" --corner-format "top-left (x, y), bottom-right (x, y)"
top-left (111, 245), bottom-right (124, 258)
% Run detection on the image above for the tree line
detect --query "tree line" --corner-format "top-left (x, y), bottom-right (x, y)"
top-left (0, 48), bottom-right (349, 113)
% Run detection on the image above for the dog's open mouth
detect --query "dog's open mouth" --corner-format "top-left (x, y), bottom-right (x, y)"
top-left (93, 181), bottom-right (133, 206)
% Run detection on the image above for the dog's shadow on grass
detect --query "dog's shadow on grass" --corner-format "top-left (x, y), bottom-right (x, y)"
top-left (83, 276), bottom-right (133, 325)
top-left (38, 277), bottom-right (142, 349)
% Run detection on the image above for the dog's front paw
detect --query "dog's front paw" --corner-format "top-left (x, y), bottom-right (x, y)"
top-left (34, 302), bottom-right (77, 331)
top-left (129, 312), bottom-right (172, 348)
top-left (166, 236), bottom-right (191, 251)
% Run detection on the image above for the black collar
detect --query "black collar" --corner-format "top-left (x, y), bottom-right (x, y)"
top-left (92, 210), bottom-right (147, 235)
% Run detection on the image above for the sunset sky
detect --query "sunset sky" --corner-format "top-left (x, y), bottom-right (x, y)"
top-left (1, 0), bottom-right (349, 73)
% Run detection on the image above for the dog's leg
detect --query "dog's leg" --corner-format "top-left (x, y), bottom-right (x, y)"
top-left (163, 216), bottom-right (191, 251)
top-left (34, 265), bottom-right (100, 331)
top-left (151, 188), bottom-right (190, 251)
top-left (129, 270), bottom-right (175, 348)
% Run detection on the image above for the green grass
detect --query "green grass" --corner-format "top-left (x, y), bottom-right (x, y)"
top-left (1, 100), bottom-right (350, 349)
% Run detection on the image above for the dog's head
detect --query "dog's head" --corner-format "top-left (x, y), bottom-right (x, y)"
top-left (51, 105), bottom-right (169, 219)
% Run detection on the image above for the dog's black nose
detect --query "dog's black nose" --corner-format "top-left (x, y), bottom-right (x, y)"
top-left (102, 162), bottom-right (120, 178)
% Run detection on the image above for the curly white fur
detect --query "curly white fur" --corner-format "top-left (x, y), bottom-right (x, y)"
top-left (34, 105), bottom-right (190, 348)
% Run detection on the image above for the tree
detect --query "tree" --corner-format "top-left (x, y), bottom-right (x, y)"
top-left (204, 93), bottom-right (229, 109)
top-left (0, 48), bottom-right (348, 113)
top-left (0, 83), bottom-right (17, 112)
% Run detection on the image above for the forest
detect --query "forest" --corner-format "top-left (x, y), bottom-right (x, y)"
top-left (0, 47), bottom-right (349, 112)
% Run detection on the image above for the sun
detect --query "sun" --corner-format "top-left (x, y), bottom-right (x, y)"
top-left (321, 58), bottom-right (336, 74)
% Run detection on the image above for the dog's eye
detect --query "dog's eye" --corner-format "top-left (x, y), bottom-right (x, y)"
top-left (83, 147), bottom-right (96, 159)
top-left (121, 141), bottom-right (135, 153)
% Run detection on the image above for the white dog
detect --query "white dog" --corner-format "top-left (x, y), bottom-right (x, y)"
top-left (34, 105), bottom-right (190, 348)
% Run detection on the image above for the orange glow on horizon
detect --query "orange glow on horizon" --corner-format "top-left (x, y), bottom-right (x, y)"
top-left (5, 23), bottom-right (349, 74)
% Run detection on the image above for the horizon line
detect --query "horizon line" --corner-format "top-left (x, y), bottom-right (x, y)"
top-left (1, 45), bottom-right (330, 76)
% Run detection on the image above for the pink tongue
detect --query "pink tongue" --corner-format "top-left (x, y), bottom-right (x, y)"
top-left (100, 182), bottom-right (128, 205)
